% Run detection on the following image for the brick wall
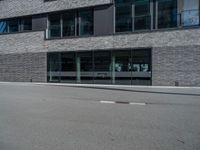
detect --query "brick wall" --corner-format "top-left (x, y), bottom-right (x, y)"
top-left (0, 52), bottom-right (47, 82)
top-left (0, 0), bottom-right (112, 19)
top-left (152, 46), bottom-right (200, 86)
top-left (0, 28), bottom-right (200, 86)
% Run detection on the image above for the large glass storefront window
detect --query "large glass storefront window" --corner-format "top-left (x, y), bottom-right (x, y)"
top-left (47, 49), bottom-right (152, 85)
top-left (78, 52), bottom-right (94, 84)
top-left (79, 10), bottom-right (94, 36)
top-left (47, 53), bottom-right (60, 82)
top-left (182, 0), bottom-right (199, 26)
top-left (132, 49), bottom-right (151, 85)
top-left (158, 0), bottom-right (177, 29)
top-left (60, 52), bottom-right (76, 82)
top-left (94, 51), bottom-right (112, 84)
top-left (113, 50), bottom-right (132, 85)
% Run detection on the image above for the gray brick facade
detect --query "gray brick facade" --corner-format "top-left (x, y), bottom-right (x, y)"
top-left (152, 46), bottom-right (200, 86)
top-left (0, 0), bottom-right (112, 19)
top-left (0, 0), bottom-right (200, 86)
top-left (1, 29), bottom-right (200, 54)
top-left (0, 28), bottom-right (200, 86)
top-left (0, 52), bottom-right (47, 82)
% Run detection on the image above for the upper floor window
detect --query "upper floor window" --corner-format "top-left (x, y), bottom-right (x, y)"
top-left (157, 0), bottom-right (177, 29)
top-left (23, 17), bottom-right (32, 31)
top-left (9, 19), bottom-right (19, 33)
top-left (182, 0), bottom-right (199, 26)
top-left (79, 10), bottom-right (94, 36)
top-left (48, 9), bottom-right (94, 39)
top-left (115, 3), bottom-right (132, 32)
top-left (0, 17), bottom-right (32, 34)
top-left (0, 21), bottom-right (8, 33)
top-left (49, 14), bottom-right (61, 38)
top-left (115, 0), bottom-right (151, 32)
top-left (63, 12), bottom-right (76, 37)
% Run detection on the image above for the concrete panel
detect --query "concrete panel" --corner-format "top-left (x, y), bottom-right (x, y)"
top-left (94, 5), bottom-right (114, 36)
top-left (32, 15), bottom-right (48, 31)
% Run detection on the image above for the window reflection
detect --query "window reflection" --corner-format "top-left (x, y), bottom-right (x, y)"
top-left (183, 0), bottom-right (199, 26)
top-left (63, 12), bottom-right (75, 37)
top-left (49, 14), bottom-right (61, 38)
top-left (134, 0), bottom-right (151, 30)
top-left (47, 49), bottom-right (152, 85)
top-left (158, 0), bottom-right (177, 28)
top-left (115, 4), bottom-right (132, 32)
top-left (9, 19), bottom-right (19, 33)
top-left (0, 21), bottom-right (8, 33)
top-left (79, 10), bottom-right (94, 36)
top-left (23, 18), bottom-right (32, 31)
top-left (132, 50), bottom-right (151, 72)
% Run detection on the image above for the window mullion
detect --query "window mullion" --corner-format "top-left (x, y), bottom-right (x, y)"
top-left (61, 14), bottom-right (63, 38)
top-left (132, 3), bottom-right (135, 32)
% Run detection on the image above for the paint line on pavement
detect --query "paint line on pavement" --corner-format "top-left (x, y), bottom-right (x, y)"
top-left (100, 101), bottom-right (146, 106)
top-left (100, 101), bottom-right (115, 104)
top-left (130, 102), bottom-right (146, 106)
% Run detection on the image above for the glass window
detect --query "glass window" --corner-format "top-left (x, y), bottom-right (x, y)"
top-left (78, 52), bottom-right (93, 72)
top-left (115, 0), bottom-right (133, 4)
top-left (49, 14), bottom-right (61, 38)
top-left (63, 12), bottom-right (76, 37)
top-left (182, 0), bottom-right (199, 26)
top-left (47, 49), bottom-right (152, 85)
top-left (79, 10), bottom-right (93, 36)
top-left (78, 52), bottom-right (94, 84)
top-left (47, 53), bottom-right (60, 82)
top-left (158, 0), bottom-right (177, 29)
top-left (60, 52), bottom-right (76, 83)
top-left (94, 51), bottom-right (111, 84)
top-left (61, 52), bottom-right (76, 71)
top-left (132, 49), bottom-right (151, 85)
top-left (134, 0), bottom-right (151, 30)
top-left (9, 19), bottom-right (19, 33)
top-left (115, 4), bottom-right (132, 32)
top-left (132, 49), bottom-right (151, 72)
top-left (0, 21), bottom-right (8, 33)
top-left (113, 50), bottom-right (132, 85)
top-left (23, 18), bottom-right (32, 31)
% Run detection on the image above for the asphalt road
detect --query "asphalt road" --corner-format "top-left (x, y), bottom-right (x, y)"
top-left (0, 82), bottom-right (200, 150)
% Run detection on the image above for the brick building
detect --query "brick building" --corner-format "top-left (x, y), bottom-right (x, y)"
top-left (0, 0), bottom-right (200, 86)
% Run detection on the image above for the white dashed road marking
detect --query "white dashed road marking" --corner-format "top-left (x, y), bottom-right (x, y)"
top-left (100, 101), bottom-right (146, 105)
